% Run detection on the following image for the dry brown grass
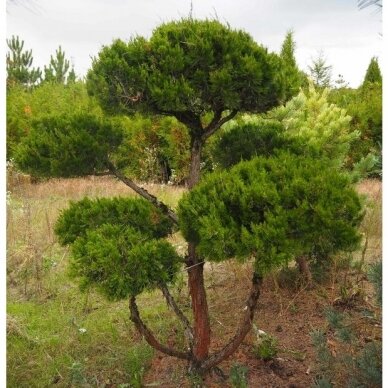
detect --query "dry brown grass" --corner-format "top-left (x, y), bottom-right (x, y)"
top-left (9, 174), bottom-right (186, 202)
top-left (356, 178), bottom-right (382, 199)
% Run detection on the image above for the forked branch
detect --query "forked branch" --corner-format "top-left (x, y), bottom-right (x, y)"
top-left (129, 296), bottom-right (191, 360)
top-left (202, 110), bottom-right (238, 141)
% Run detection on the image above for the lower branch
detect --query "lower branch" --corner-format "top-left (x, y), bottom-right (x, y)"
top-left (129, 296), bottom-right (192, 361)
top-left (106, 162), bottom-right (178, 224)
top-left (201, 273), bottom-right (263, 371)
top-left (159, 283), bottom-right (194, 350)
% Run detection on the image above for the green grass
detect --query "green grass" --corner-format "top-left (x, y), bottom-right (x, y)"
top-left (7, 282), bottom-right (173, 387)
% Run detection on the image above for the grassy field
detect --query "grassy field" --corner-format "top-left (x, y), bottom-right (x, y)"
top-left (7, 175), bottom-right (381, 387)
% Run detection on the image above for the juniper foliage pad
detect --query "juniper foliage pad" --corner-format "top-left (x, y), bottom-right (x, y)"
top-left (178, 152), bottom-right (363, 274)
top-left (14, 113), bottom-right (123, 177)
top-left (87, 19), bottom-right (285, 120)
top-left (55, 197), bottom-right (180, 299)
top-left (55, 197), bottom-right (175, 245)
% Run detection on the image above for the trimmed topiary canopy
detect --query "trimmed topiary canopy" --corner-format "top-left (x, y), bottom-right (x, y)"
top-left (86, 18), bottom-right (285, 120)
top-left (55, 197), bottom-right (180, 300)
top-left (178, 152), bottom-right (363, 274)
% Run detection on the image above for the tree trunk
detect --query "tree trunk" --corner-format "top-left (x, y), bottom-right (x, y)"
top-left (187, 243), bottom-right (211, 364)
top-left (186, 136), bottom-right (211, 364)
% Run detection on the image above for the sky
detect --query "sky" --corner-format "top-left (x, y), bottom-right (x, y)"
top-left (6, 0), bottom-right (382, 88)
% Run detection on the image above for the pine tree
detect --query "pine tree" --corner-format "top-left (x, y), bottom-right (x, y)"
top-left (44, 46), bottom-right (71, 83)
top-left (334, 74), bottom-right (349, 89)
top-left (362, 57), bottom-right (382, 87)
top-left (270, 83), bottom-right (358, 168)
top-left (308, 51), bottom-right (332, 88)
top-left (279, 31), bottom-right (305, 100)
top-left (67, 67), bottom-right (77, 83)
top-left (6, 35), bottom-right (42, 88)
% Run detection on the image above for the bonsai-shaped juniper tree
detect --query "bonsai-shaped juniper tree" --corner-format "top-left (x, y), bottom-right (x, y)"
top-left (16, 124), bottom-right (363, 376)
top-left (85, 18), bottom-right (286, 365)
top-left (14, 19), bottom-right (363, 377)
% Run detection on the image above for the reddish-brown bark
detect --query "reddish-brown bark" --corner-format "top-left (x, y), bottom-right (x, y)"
top-left (186, 135), bottom-right (212, 364)
top-left (187, 243), bottom-right (211, 362)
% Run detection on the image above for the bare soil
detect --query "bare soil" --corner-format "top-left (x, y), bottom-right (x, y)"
top-left (142, 263), bottom-right (381, 387)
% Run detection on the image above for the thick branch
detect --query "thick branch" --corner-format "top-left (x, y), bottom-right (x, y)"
top-left (129, 296), bottom-right (192, 360)
top-left (201, 273), bottom-right (263, 371)
top-left (202, 110), bottom-right (238, 141)
top-left (160, 110), bottom-right (203, 136)
top-left (106, 162), bottom-right (178, 224)
top-left (204, 109), bottom-right (222, 134)
top-left (159, 283), bottom-right (194, 350)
